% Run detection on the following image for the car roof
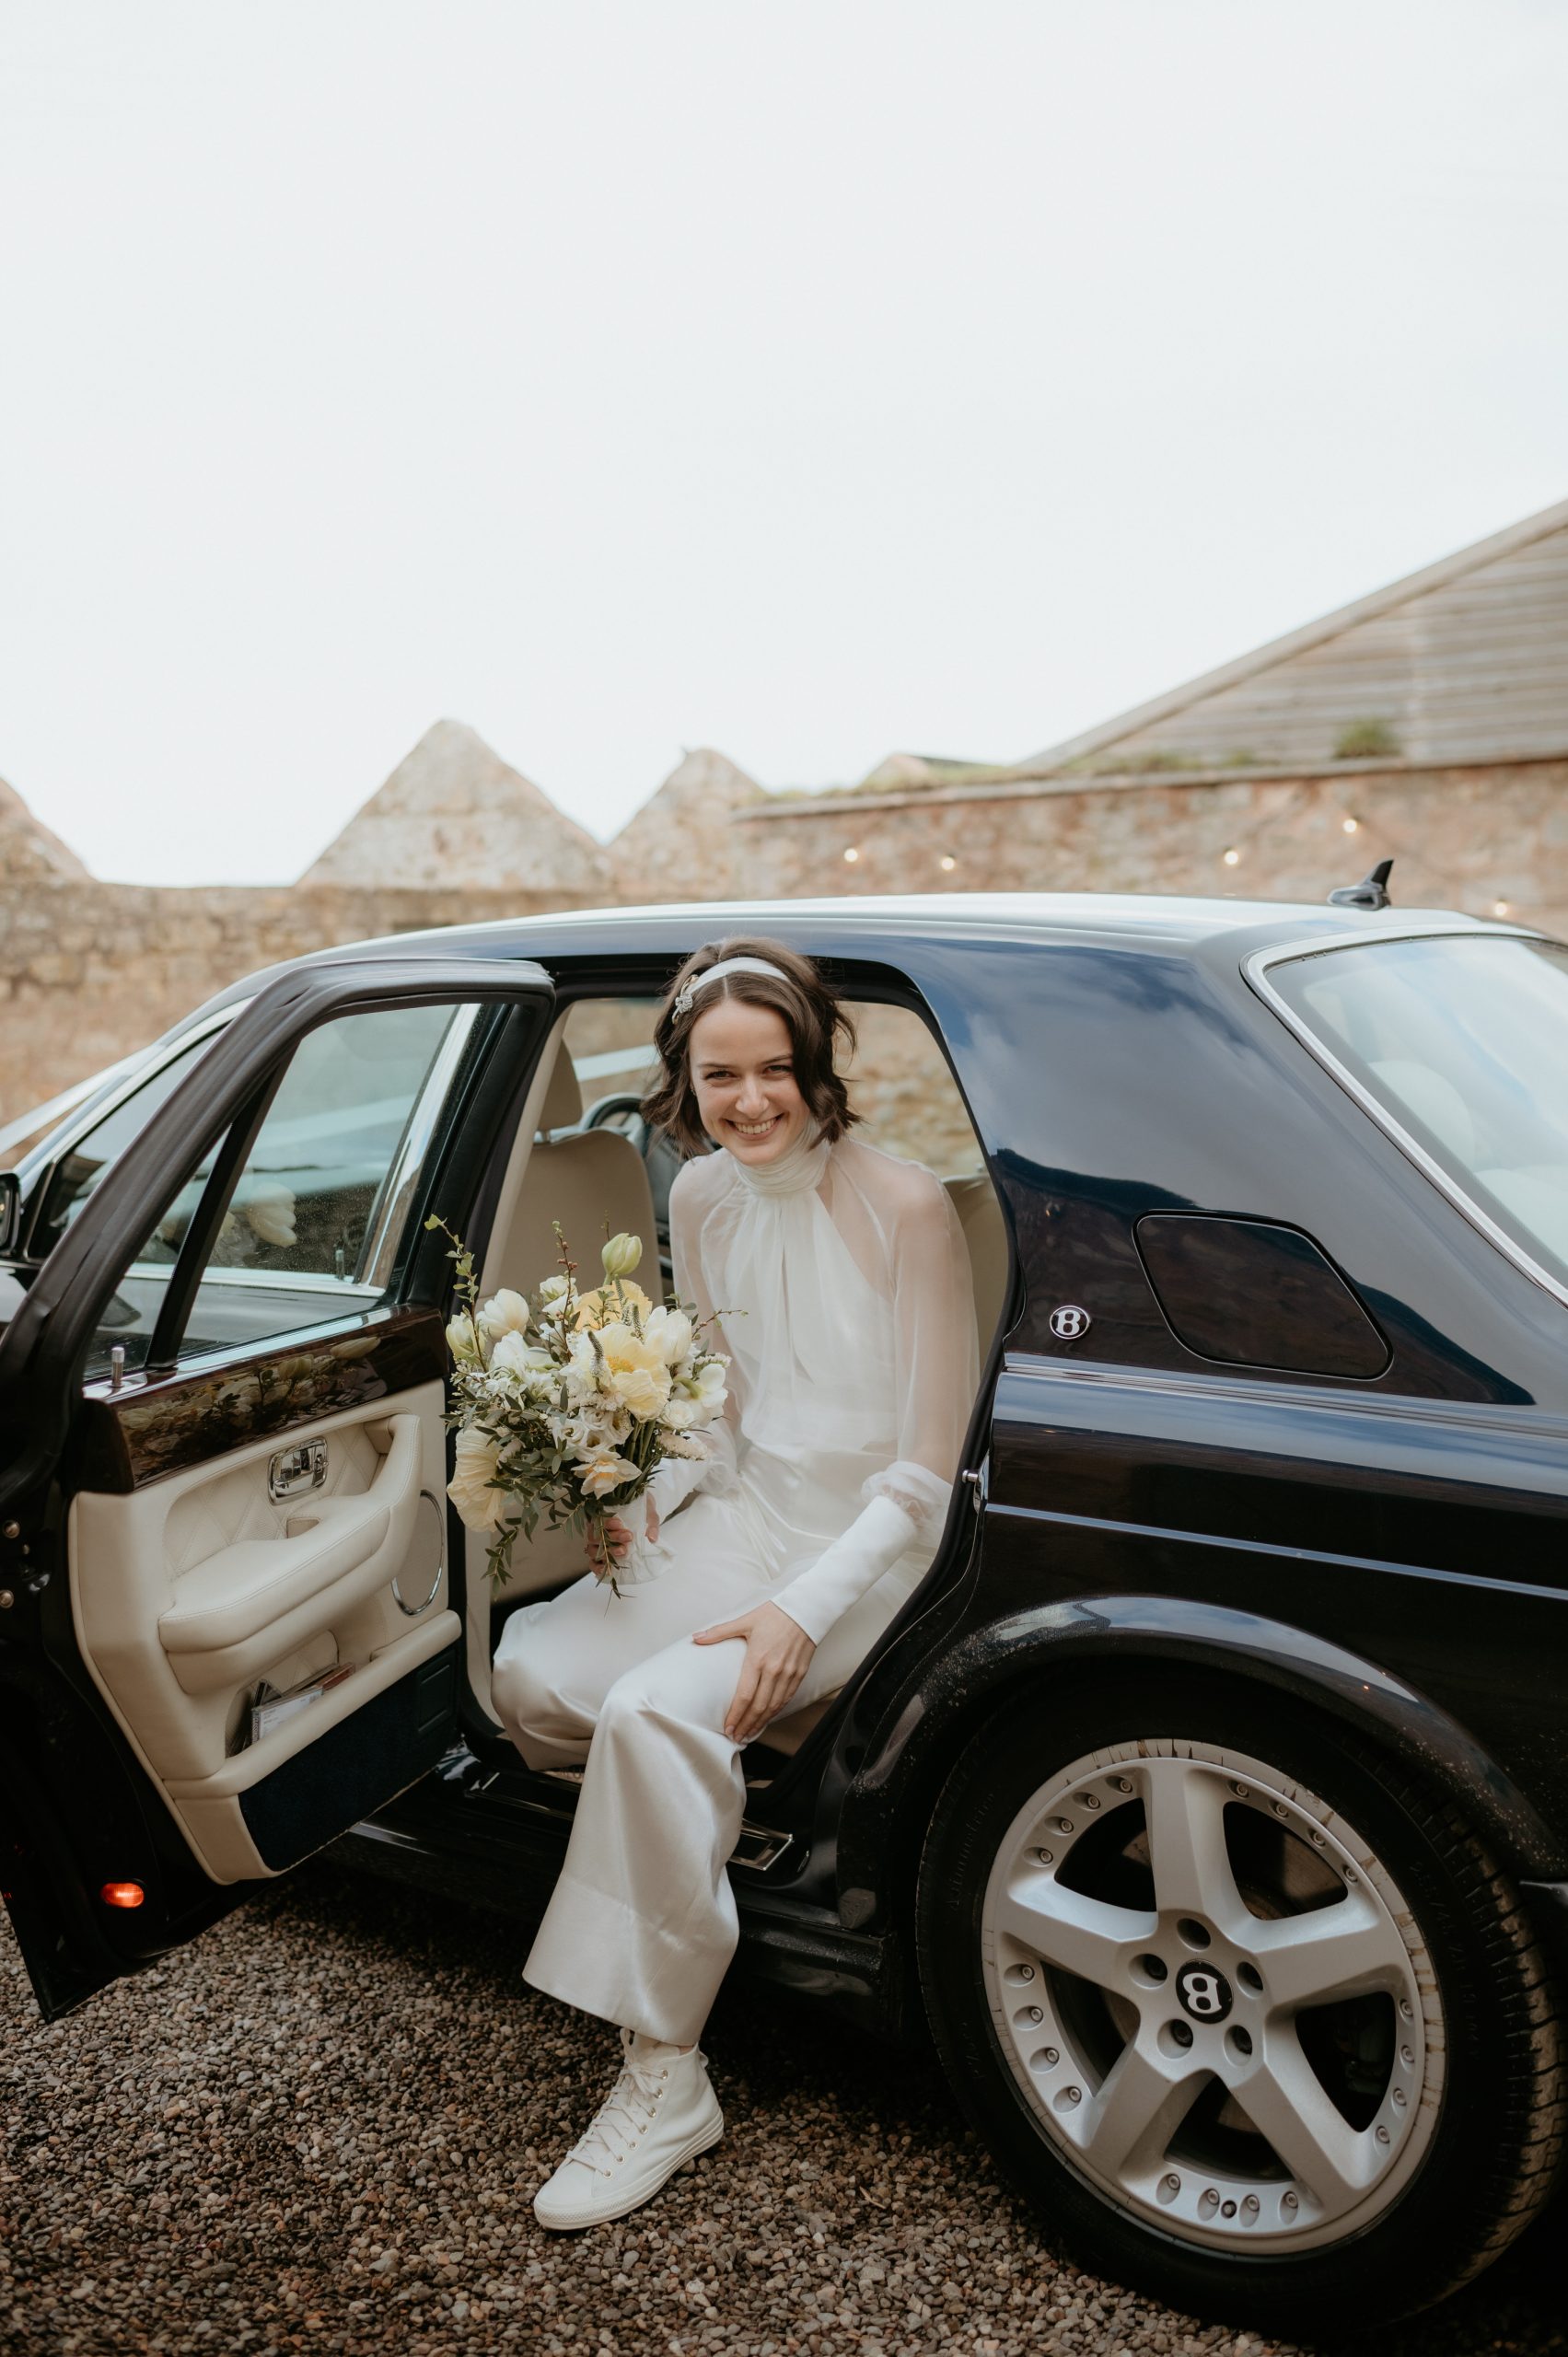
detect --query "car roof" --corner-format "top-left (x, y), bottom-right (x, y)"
top-left (267, 889), bottom-right (1529, 974)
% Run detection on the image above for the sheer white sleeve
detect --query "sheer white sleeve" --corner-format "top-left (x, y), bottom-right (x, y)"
top-left (643, 1160), bottom-right (742, 1534)
top-left (771, 1167), bottom-right (981, 1645)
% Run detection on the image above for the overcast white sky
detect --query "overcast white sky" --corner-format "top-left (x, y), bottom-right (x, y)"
top-left (1, 1), bottom-right (1564, 886)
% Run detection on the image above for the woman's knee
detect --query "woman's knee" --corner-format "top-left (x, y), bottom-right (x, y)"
top-left (492, 1614), bottom-right (576, 1740)
top-left (599, 1639), bottom-right (741, 1742)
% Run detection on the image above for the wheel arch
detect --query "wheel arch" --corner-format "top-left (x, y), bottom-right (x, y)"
top-left (840, 1591), bottom-right (1568, 1964)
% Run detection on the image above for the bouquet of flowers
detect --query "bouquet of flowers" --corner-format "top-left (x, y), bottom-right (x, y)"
top-left (428, 1215), bottom-right (731, 1595)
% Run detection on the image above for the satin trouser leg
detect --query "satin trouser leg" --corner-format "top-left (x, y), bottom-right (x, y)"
top-left (489, 1525), bottom-right (905, 2046)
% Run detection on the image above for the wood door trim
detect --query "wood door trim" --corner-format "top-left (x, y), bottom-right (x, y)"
top-left (74, 1306), bottom-right (448, 1492)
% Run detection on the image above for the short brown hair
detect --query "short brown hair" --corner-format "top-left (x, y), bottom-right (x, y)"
top-left (643, 935), bottom-right (860, 1155)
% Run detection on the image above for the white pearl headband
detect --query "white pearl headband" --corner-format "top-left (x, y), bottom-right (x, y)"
top-left (670, 955), bottom-right (791, 1018)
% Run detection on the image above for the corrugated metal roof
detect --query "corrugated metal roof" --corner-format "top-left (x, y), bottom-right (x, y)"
top-left (1029, 496), bottom-right (1568, 772)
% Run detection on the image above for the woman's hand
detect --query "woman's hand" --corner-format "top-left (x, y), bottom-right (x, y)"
top-left (584, 1497), bottom-right (659, 1576)
top-left (692, 1602), bottom-right (816, 1744)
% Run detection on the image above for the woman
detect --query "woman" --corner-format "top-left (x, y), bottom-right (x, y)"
top-left (490, 938), bottom-right (981, 2230)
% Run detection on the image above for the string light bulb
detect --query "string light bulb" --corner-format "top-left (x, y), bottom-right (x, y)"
top-left (939, 854), bottom-right (957, 872)
top-left (1342, 817), bottom-right (1359, 834)
top-left (1223, 848), bottom-right (1241, 867)
top-left (1493, 900), bottom-right (1511, 917)
top-left (842, 846), bottom-right (860, 864)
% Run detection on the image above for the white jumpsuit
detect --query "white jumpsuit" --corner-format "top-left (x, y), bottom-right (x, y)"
top-left (489, 1124), bottom-right (980, 2047)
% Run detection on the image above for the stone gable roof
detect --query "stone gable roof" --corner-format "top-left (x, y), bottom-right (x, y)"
top-left (299, 719), bottom-right (614, 895)
top-left (0, 774), bottom-right (90, 880)
top-left (1029, 495), bottom-right (1568, 773)
top-left (607, 749), bottom-right (764, 901)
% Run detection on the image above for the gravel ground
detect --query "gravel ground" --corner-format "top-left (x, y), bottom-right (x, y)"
top-left (4, 1863), bottom-right (1565, 2357)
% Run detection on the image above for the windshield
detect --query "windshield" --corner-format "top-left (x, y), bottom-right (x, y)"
top-left (1269, 934), bottom-right (1568, 1293)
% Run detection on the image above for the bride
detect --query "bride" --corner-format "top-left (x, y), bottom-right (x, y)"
top-left (490, 936), bottom-right (981, 2229)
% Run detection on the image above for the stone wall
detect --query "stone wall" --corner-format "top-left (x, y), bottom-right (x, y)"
top-left (733, 756), bottom-right (1568, 936)
top-left (3, 751), bottom-right (1564, 1137)
top-left (0, 879), bottom-right (571, 1133)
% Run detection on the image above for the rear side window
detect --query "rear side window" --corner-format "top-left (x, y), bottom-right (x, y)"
top-left (1266, 935), bottom-right (1568, 1294)
top-left (1135, 1214), bottom-right (1388, 1378)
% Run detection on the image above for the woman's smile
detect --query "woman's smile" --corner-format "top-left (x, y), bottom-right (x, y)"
top-left (689, 1000), bottom-right (810, 1161)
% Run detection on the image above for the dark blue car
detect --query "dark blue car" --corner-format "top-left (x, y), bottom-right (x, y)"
top-left (2, 892), bottom-right (1565, 2333)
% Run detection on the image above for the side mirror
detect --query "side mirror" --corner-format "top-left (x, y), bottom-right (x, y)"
top-left (0, 1172), bottom-right (19, 1256)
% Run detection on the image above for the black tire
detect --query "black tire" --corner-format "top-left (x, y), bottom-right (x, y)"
top-left (915, 1669), bottom-right (1564, 2335)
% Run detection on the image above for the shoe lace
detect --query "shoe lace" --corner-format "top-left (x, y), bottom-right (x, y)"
top-left (566, 2038), bottom-right (669, 2173)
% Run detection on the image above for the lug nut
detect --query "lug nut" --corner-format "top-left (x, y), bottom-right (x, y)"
top-left (1043, 2047), bottom-right (1059, 2065)
top-left (1392, 2087), bottom-right (1406, 2107)
top-left (1400, 2046), bottom-right (1414, 2068)
top-left (1025, 2005), bottom-right (1042, 2023)
top-left (1016, 1964), bottom-right (1035, 1981)
top-left (1399, 1999), bottom-right (1413, 2021)
top-left (1230, 1781), bottom-right (1249, 1797)
top-left (1169, 2020), bottom-right (1194, 2049)
top-left (1272, 1802), bottom-right (1288, 1818)
top-left (1283, 2191), bottom-right (1298, 2212)
top-left (1054, 1817), bottom-right (1073, 1834)
top-left (1063, 2085), bottom-right (1081, 2105)
top-left (1241, 2195), bottom-right (1260, 2219)
top-left (1376, 2125), bottom-right (1390, 2145)
top-left (1032, 1848), bottom-right (1053, 1865)
top-left (1076, 1793), bottom-right (1100, 1810)
top-left (1162, 2173), bottom-right (1180, 2194)
top-left (1114, 1777), bottom-right (1133, 1794)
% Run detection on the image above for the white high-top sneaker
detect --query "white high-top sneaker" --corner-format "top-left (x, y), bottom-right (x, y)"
top-left (533, 2026), bottom-right (725, 2231)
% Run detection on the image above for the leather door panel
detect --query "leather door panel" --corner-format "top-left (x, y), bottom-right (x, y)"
top-left (69, 1376), bottom-right (457, 1884)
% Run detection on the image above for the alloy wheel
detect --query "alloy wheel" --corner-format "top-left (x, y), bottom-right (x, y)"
top-left (979, 1736), bottom-right (1441, 2253)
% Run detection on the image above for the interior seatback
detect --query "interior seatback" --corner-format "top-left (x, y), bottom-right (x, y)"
top-left (480, 1039), bottom-right (659, 1607)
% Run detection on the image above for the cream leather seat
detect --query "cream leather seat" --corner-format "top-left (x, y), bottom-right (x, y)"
top-left (484, 1047), bottom-right (659, 1605)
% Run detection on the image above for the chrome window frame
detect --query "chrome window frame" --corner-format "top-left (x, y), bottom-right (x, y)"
top-left (1244, 922), bottom-right (1568, 1315)
top-left (358, 1004), bottom-right (481, 1290)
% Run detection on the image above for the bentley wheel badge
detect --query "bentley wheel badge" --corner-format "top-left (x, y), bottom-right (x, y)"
top-left (1049, 1304), bottom-right (1091, 1341)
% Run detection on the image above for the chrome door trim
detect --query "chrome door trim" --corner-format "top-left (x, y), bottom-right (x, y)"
top-left (358, 1005), bottom-right (482, 1291)
top-left (1244, 927), bottom-right (1568, 1315)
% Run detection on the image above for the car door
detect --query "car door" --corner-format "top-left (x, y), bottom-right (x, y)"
top-left (0, 953), bottom-right (553, 2018)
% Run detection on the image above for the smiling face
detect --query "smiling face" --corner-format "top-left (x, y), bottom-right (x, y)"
top-left (688, 997), bottom-right (811, 1164)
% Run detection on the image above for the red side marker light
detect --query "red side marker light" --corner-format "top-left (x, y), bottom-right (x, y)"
top-left (99, 1881), bottom-right (145, 1909)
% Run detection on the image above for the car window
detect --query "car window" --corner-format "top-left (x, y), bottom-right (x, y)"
top-left (1269, 934), bottom-right (1568, 1292)
top-left (85, 1004), bottom-right (465, 1379)
top-left (30, 1031), bottom-right (220, 1260)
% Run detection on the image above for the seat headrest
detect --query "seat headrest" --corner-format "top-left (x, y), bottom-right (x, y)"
top-left (538, 1041), bottom-right (585, 1134)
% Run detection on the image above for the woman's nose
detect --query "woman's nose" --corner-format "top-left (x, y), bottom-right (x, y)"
top-left (734, 1074), bottom-right (769, 1113)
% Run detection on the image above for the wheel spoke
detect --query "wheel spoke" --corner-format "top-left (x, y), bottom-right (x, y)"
top-left (1250, 1895), bottom-right (1407, 2012)
top-left (1144, 1763), bottom-right (1243, 1929)
top-left (1075, 2038), bottom-right (1204, 2183)
top-left (995, 1883), bottom-right (1151, 1991)
top-left (1238, 2034), bottom-right (1380, 2211)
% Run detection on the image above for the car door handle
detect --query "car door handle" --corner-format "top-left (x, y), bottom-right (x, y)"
top-left (157, 1415), bottom-right (424, 1675)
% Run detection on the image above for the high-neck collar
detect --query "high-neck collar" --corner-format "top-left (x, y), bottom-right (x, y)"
top-left (722, 1123), bottom-right (832, 1198)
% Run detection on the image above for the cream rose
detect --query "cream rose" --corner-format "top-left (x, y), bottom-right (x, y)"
top-left (447, 1426), bottom-right (505, 1531)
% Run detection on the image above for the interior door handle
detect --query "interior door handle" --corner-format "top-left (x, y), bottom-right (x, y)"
top-left (158, 1416), bottom-right (424, 1678)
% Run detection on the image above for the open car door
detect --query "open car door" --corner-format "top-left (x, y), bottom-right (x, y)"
top-left (0, 953), bottom-right (554, 2018)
